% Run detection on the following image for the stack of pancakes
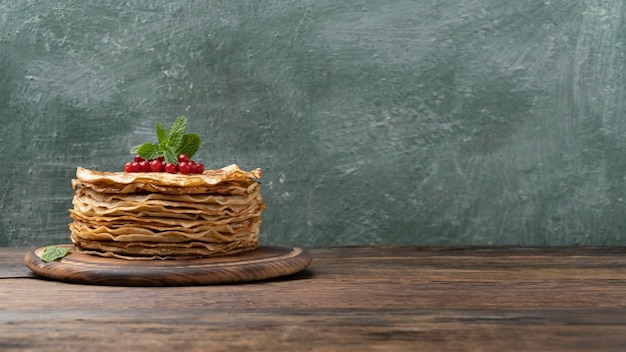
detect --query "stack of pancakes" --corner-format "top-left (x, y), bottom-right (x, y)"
top-left (69, 164), bottom-right (265, 260)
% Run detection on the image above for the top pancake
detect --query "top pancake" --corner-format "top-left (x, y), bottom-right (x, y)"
top-left (72, 164), bottom-right (262, 195)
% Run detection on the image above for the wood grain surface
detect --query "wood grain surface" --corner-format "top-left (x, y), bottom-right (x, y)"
top-left (3, 246), bottom-right (626, 351)
top-left (24, 245), bottom-right (311, 286)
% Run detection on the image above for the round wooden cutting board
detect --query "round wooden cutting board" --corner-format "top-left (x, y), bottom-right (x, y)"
top-left (24, 244), bottom-right (312, 286)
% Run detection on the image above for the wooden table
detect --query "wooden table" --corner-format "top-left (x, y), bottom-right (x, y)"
top-left (2, 246), bottom-right (626, 351)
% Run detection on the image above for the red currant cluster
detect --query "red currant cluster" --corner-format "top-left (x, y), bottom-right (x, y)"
top-left (124, 154), bottom-right (205, 174)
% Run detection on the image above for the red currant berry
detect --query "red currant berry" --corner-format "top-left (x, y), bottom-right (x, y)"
top-left (139, 160), bottom-right (150, 172)
top-left (124, 162), bottom-right (133, 173)
top-left (149, 159), bottom-right (163, 172)
top-left (178, 154), bottom-right (189, 163)
top-left (131, 161), bottom-right (140, 172)
top-left (157, 156), bottom-right (165, 162)
top-left (165, 163), bottom-right (177, 173)
top-left (195, 163), bottom-right (204, 174)
top-left (188, 160), bottom-right (197, 174)
top-left (134, 154), bottom-right (144, 162)
top-left (178, 161), bottom-right (190, 174)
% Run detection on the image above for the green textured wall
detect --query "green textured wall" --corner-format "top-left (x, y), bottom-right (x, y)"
top-left (2, 1), bottom-right (626, 247)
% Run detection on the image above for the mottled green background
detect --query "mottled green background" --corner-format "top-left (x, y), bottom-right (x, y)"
top-left (2, 1), bottom-right (626, 247)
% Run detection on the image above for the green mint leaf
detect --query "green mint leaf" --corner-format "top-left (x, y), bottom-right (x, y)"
top-left (156, 122), bottom-right (168, 146)
top-left (135, 143), bottom-right (161, 160)
top-left (177, 133), bottom-right (201, 158)
top-left (128, 116), bottom-right (201, 165)
top-left (163, 146), bottom-right (178, 164)
top-left (41, 246), bottom-right (70, 262)
top-left (167, 116), bottom-right (187, 149)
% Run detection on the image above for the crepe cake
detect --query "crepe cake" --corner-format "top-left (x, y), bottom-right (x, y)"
top-left (69, 164), bottom-right (266, 260)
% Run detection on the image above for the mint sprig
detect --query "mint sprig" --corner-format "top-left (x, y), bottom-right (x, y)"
top-left (130, 116), bottom-right (201, 164)
top-left (41, 245), bottom-right (70, 262)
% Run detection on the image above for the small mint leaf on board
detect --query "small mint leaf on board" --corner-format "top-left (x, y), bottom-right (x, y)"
top-left (177, 133), bottom-right (200, 158)
top-left (41, 246), bottom-right (70, 262)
